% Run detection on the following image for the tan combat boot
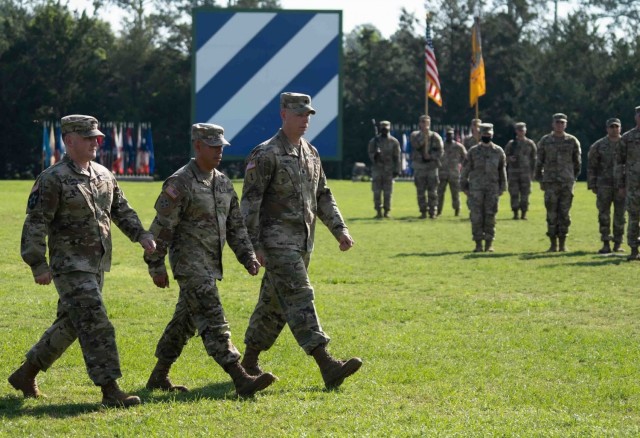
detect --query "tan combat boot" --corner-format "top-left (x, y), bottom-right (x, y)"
top-left (419, 211), bottom-right (427, 219)
top-left (146, 360), bottom-right (188, 392)
top-left (520, 210), bottom-right (527, 220)
top-left (311, 344), bottom-right (362, 389)
top-left (101, 380), bottom-right (141, 408)
top-left (598, 241), bottom-right (611, 254)
top-left (613, 241), bottom-right (623, 252)
top-left (240, 346), bottom-right (266, 377)
top-left (558, 236), bottom-right (568, 252)
top-left (547, 237), bottom-right (557, 252)
top-left (512, 209), bottom-right (519, 220)
top-left (224, 361), bottom-right (276, 397)
top-left (473, 240), bottom-right (483, 253)
top-left (627, 246), bottom-right (640, 261)
top-left (8, 360), bottom-right (45, 398)
top-left (383, 209), bottom-right (390, 218)
top-left (484, 239), bottom-right (494, 252)
top-left (375, 209), bottom-right (382, 219)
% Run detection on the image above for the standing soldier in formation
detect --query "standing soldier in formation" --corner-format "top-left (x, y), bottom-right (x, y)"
top-left (588, 118), bottom-right (625, 254)
top-left (437, 126), bottom-right (466, 217)
top-left (368, 120), bottom-right (401, 218)
top-left (241, 92), bottom-right (362, 389)
top-left (9, 115), bottom-right (156, 407)
top-left (535, 113), bottom-right (582, 252)
top-left (615, 106), bottom-right (640, 260)
top-left (504, 122), bottom-right (537, 220)
top-left (143, 123), bottom-right (276, 397)
top-left (463, 118), bottom-right (482, 151)
top-left (461, 123), bottom-right (507, 252)
top-left (410, 115), bottom-right (443, 218)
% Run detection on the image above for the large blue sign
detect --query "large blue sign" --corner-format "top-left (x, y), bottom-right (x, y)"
top-left (192, 9), bottom-right (342, 160)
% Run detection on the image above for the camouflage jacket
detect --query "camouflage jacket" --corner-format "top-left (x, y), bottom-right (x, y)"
top-left (368, 135), bottom-right (401, 176)
top-left (535, 132), bottom-right (581, 183)
top-left (439, 140), bottom-right (467, 177)
top-left (144, 159), bottom-right (256, 280)
top-left (21, 155), bottom-right (149, 277)
top-left (588, 136), bottom-right (621, 189)
top-left (410, 130), bottom-right (443, 172)
top-left (615, 127), bottom-right (640, 189)
top-left (242, 129), bottom-right (348, 253)
top-left (504, 137), bottom-right (537, 177)
top-left (461, 142), bottom-right (507, 193)
top-left (463, 135), bottom-right (479, 151)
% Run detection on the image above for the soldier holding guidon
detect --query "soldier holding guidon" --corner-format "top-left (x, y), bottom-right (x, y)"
top-left (410, 115), bottom-right (444, 218)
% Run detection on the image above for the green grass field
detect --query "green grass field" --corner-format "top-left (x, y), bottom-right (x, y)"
top-left (0, 179), bottom-right (639, 436)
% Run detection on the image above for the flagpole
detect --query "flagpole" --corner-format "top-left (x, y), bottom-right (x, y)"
top-left (425, 12), bottom-right (429, 118)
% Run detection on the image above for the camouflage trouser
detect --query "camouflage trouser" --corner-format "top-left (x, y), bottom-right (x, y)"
top-left (372, 173), bottom-right (394, 211)
top-left (437, 173), bottom-right (461, 213)
top-left (625, 190), bottom-right (640, 247)
top-left (414, 169), bottom-right (439, 215)
top-left (153, 275), bottom-right (240, 367)
top-left (25, 271), bottom-right (122, 386)
top-left (468, 189), bottom-right (500, 240)
top-left (244, 248), bottom-right (329, 355)
top-left (544, 182), bottom-right (574, 238)
top-left (508, 172), bottom-right (532, 211)
top-left (596, 186), bottom-right (625, 242)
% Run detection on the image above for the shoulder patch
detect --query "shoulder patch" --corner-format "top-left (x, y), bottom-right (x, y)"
top-left (246, 161), bottom-right (256, 171)
top-left (164, 183), bottom-right (180, 200)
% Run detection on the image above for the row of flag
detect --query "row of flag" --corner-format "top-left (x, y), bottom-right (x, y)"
top-left (41, 122), bottom-right (155, 176)
top-left (425, 14), bottom-right (486, 108)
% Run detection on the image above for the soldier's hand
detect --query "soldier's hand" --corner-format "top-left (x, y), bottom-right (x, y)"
top-left (140, 237), bottom-right (157, 254)
top-left (338, 233), bottom-right (355, 252)
top-left (152, 273), bottom-right (170, 288)
top-left (245, 259), bottom-right (261, 276)
top-left (539, 183), bottom-right (546, 191)
top-left (591, 187), bottom-right (597, 194)
top-left (255, 250), bottom-right (266, 266)
top-left (618, 188), bottom-right (626, 198)
top-left (463, 190), bottom-right (469, 196)
top-left (34, 271), bottom-right (52, 285)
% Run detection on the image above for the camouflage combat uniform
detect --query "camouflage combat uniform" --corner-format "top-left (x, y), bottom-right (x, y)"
top-left (242, 129), bottom-right (349, 355)
top-left (615, 126), bottom-right (640, 250)
top-left (368, 134), bottom-right (401, 214)
top-left (535, 132), bottom-right (582, 239)
top-left (588, 136), bottom-right (625, 244)
top-left (463, 135), bottom-right (479, 151)
top-left (144, 159), bottom-right (258, 367)
top-left (461, 142), bottom-right (507, 242)
top-left (410, 129), bottom-right (444, 217)
top-left (20, 155), bottom-right (151, 386)
top-left (437, 137), bottom-right (467, 215)
top-left (504, 136), bottom-right (537, 214)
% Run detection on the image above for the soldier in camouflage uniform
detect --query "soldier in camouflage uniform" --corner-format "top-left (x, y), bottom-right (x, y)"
top-left (240, 92), bottom-right (362, 389)
top-left (9, 115), bottom-right (156, 408)
top-left (368, 120), bottom-right (401, 218)
top-left (463, 118), bottom-right (482, 151)
top-left (588, 118), bottom-right (625, 254)
top-left (410, 115), bottom-right (444, 218)
top-left (461, 123), bottom-right (507, 252)
top-left (504, 122), bottom-right (537, 220)
top-left (615, 106), bottom-right (640, 260)
top-left (535, 113), bottom-right (582, 252)
top-left (143, 124), bottom-right (276, 397)
top-left (437, 127), bottom-right (467, 217)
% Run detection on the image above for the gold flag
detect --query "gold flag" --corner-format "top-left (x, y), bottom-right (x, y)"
top-left (470, 16), bottom-right (486, 107)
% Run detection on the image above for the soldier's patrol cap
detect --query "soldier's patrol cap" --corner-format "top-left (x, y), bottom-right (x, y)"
top-left (606, 118), bottom-right (621, 127)
top-left (379, 120), bottom-right (391, 128)
top-left (191, 123), bottom-right (230, 147)
top-left (553, 113), bottom-right (568, 121)
top-left (635, 106), bottom-right (640, 114)
top-left (419, 115), bottom-right (430, 122)
top-left (471, 118), bottom-right (482, 125)
top-left (479, 123), bottom-right (494, 134)
top-left (446, 126), bottom-right (454, 133)
top-left (61, 115), bottom-right (104, 137)
top-left (514, 122), bottom-right (527, 129)
top-left (280, 92), bottom-right (316, 115)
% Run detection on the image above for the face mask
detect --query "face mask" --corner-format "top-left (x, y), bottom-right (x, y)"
top-left (481, 135), bottom-right (492, 143)
top-left (446, 134), bottom-right (453, 142)
top-left (380, 128), bottom-right (389, 136)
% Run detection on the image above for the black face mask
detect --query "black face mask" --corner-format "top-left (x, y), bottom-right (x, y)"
top-left (380, 128), bottom-right (389, 136)
top-left (481, 135), bottom-right (492, 143)
top-left (446, 133), bottom-right (453, 142)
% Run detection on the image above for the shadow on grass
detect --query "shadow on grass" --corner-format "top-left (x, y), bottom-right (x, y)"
top-left (463, 252), bottom-right (521, 259)
top-left (520, 250), bottom-right (592, 259)
top-left (393, 251), bottom-right (469, 258)
top-left (139, 381), bottom-right (234, 403)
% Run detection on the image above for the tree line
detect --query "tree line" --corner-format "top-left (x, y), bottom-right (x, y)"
top-left (1, 0), bottom-right (639, 179)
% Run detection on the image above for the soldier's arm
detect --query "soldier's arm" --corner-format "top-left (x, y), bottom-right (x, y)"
top-left (240, 149), bottom-right (272, 252)
top-left (394, 139), bottom-right (402, 174)
top-left (615, 137), bottom-right (627, 189)
top-left (316, 164), bottom-right (349, 241)
top-left (224, 181), bottom-right (258, 270)
top-left (587, 143), bottom-right (599, 190)
top-left (433, 134), bottom-right (444, 159)
top-left (110, 177), bottom-right (152, 244)
top-left (499, 150), bottom-right (508, 194)
top-left (534, 139), bottom-right (545, 181)
top-left (529, 141), bottom-right (537, 176)
top-left (573, 137), bottom-right (582, 179)
top-left (460, 152), bottom-right (471, 192)
top-left (367, 138), bottom-right (378, 163)
top-left (21, 174), bottom-right (59, 278)
top-left (459, 144), bottom-right (468, 162)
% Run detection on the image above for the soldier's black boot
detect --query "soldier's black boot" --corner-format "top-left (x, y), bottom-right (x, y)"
top-left (241, 346), bottom-right (266, 377)
top-left (455, 208), bottom-right (460, 216)
top-left (311, 344), bottom-right (362, 389)
top-left (101, 380), bottom-right (141, 408)
top-left (383, 209), bottom-right (390, 218)
top-left (558, 236), bottom-right (568, 252)
top-left (484, 239), bottom-right (494, 252)
top-left (473, 240), bottom-right (483, 253)
top-left (613, 241), bottom-right (623, 252)
top-left (627, 246), bottom-right (640, 261)
top-left (375, 208), bottom-right (382, 219)
top-left (520, 210), bottom-right (527, 220)
top-left (146, 359), bottom-right (189, 392)
top-left (419, 211), bottom-right (427, 219)
top-left (598, 241), bottom-right (611, 254)
top-left (224, 361), bottom-right (276, 397)
top-left (547, 237), bottom-right (558, 252)
top-left (512, 209), bottom-right (519, 220)
top-left (8, 360), bottom-right (44, 398)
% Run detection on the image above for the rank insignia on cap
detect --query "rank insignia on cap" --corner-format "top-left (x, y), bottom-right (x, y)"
top-left (164, 184), bottom-right (180, 200)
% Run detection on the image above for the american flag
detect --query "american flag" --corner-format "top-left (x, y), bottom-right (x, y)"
top-left (425, 15), bottom-right (442, 106)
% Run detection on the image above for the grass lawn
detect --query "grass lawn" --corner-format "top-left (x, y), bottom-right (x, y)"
top-left (0, 178), bottom-right (638, 436)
